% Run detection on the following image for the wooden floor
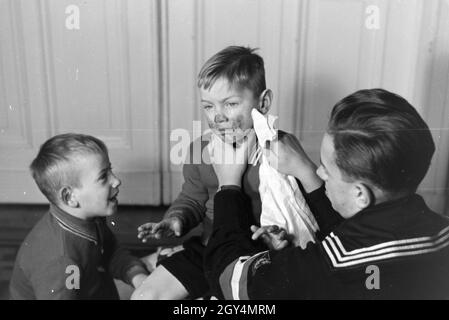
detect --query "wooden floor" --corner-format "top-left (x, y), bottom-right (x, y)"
top-left (0, 204), bottom-right (201, 300)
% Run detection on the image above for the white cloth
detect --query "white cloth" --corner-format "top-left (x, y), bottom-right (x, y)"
top-left (251, 109), bottom-right (319, 248)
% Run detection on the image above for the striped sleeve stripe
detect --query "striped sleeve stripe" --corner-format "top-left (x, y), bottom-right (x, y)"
top-left (323, 226), bottom-right (449, 268)
top-left (219, 256), bottom-right (249, 300)
top-left (219, 262), bottom-right (234, 300)
top-left (238, 252), bottom-right (260, 300)
top-left (323, 239), bottom-right (449, 268)
top-left (331, 225), bottom-right (449, 255)
top-left (327, 228), bottom-right (449, 261)
top-left (219, 251), bottom-right (268, 300)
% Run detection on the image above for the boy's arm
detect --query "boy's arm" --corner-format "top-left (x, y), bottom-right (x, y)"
top-left (103, 222), bottom-right (149, 287)
top-left (204, 189), bottom-right (260, 298)
top-left (204, 188), bottom-right (323, 299)
top-left (304, 184), bottom-right (344, 240)
top-left (295, 177), bottom-right (343, 239)
top-left (109, 247), bottom-right (149, 288)
top-left (271, 132), bottom-right (323, 193)
top-left (137, 141), bottom-right (209, 241)
top-left (164, 153), bottom-right (209, 233)
top-left (30, 257), bottom-right (83, 300)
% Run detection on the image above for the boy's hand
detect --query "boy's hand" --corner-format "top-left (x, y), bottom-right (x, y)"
top-left (131, 273), bottom-right (148, 289)
top-left (209, 132), bottom-right (254, 187)
top-left (137, 217), bottom-right (183, 242)
top-left (250, 225), bottom-right (290, 250)
top-left (264, 132), bottom-right (322, 192)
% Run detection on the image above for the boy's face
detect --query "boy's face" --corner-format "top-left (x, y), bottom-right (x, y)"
top-left (71, 153), bottom-right (121, 219)
top-left (316, 133), bottom-right (360, 219)
top-left (200, 77), bottom-right (260, 144)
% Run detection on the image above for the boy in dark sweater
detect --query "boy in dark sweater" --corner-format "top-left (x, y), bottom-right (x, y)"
top-left (9, 133), bottom-right (149, 299)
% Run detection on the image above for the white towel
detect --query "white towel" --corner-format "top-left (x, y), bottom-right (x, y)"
top-left (251, 109), bottom-right (319, 248)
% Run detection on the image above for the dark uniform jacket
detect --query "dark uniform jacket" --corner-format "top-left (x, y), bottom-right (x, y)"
top-left (204, 186), bottom-right (449, 299)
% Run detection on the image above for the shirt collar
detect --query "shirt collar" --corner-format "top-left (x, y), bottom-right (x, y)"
top-left (333, 194), bottom-right (433, 248)
top-left (322, 194), bottom-right (449, 270)
top-left (352, 193), bottom-right (421, 220)
top-left (49, 204), bottom-right (99, 244)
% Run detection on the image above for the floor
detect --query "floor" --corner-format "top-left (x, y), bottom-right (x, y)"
top-left (0, 204), bottom-right (201, 300)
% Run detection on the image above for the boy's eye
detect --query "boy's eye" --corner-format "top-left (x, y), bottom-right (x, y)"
top-left (202, 105), bottom-right (213, 110)
top-left (100, 168), bottom-right (113, 183)
top-left (225, 102), bottom-right (239, 107)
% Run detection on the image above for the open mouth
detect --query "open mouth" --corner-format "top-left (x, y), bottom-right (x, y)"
top-left (217, 128), bottom-right (236, 134)
top-left (214, 128), bottom-right (249, 142)
top-left (109, 192), bottom-right (119, 202)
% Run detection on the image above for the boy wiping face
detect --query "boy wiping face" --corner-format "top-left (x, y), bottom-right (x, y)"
top-left (9, 133), bottom-right (149, 299)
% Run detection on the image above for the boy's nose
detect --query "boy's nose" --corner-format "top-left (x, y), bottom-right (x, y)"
top-left (214, 105), bottom-right (229, 123)
top-left (214, 113), bottom-right (228, 124)
top-left (111, 175), bottom-right (121, 189)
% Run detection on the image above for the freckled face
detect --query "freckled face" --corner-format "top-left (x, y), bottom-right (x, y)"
top-left (200, 77), bottom-right (259, 144)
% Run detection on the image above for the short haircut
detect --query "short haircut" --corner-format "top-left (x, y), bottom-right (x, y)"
top-left (328, 88), bottom-right (435, 194)
top-left (30, 133), bottom-right (109, 204)
top-left (197, 46), bottom-right (266, 97)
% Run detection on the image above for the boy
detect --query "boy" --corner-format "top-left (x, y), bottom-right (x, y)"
top-left (9, 133), bottom-right (149, 299)
top-left (132, 46), bottom-right (285, 299)
top-left (205, 88), bottom-right (449, 299)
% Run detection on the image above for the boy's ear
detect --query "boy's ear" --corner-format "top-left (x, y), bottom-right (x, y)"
top-left (257, 89), bottom-right (273, 115)
top-left (60, 186), bottom-right (78, 208)
top-left (353, 183), bottom-right (373, 211)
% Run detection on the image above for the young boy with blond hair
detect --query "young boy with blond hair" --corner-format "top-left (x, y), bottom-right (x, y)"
top-left (133, 46), bottom-right (291, 300)
top-left (9, 133), bottom-right (149, 299)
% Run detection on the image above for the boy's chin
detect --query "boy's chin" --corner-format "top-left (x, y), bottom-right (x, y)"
top-left (214, 129), bottom-right (252, 145)
top-left (221, 135), bottom-right (244, 145)
top-left (107, 200), bottom-right (118, 214)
